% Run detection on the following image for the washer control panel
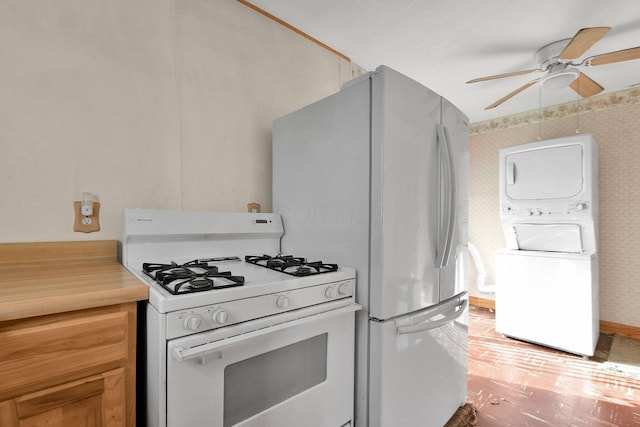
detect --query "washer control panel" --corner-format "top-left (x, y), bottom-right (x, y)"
top-left (501, 201), bottom-right (592, 219)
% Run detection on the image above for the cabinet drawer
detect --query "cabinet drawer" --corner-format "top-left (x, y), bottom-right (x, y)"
top-left (0, 311), bottom-right (128, 394)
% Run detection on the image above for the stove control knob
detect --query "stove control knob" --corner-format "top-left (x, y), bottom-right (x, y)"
top-left (338, 282), bottom-right (351, 296)
top-left (211, 309), bottom-right (229, 325)
top-left (276, 295), bottom-right (290, 309)
top-left (576, 203), bottom-right (587, 211)
top-left (325, 286), bottom-right (338, 299)
top-left (184, 314), bottom-right (202, 331)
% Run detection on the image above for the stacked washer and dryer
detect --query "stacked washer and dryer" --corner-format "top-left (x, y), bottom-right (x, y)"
top-left (495, 134), bottom-right (599, 357)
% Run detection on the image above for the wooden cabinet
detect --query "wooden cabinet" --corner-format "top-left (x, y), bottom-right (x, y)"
top-left (0, 240), bottom-right (147, 427)
top-left (0, 368), bottom-right (124, 427)
top-left (0, 303), bottom-right (138, 427)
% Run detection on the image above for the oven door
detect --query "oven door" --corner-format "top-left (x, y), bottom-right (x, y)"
top-left (166, 302), bottom-right (360, 427)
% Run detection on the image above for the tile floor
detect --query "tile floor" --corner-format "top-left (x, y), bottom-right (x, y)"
top-left (467, 306), bottom-right (640, 426)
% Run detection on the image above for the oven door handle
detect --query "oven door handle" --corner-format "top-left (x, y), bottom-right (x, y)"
top-left (172, 304), bottom-right (362, 362)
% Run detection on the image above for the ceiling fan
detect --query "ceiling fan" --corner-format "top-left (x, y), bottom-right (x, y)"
top-left (467, 27), bottom-right (640, 110)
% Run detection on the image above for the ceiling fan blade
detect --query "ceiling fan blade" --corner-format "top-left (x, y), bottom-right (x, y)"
top-left (587, 46), bottom-right (640, 66)
top-left (466, 69), bottom-right (538, 84)
top-left (569, 72), bottom-right (604, 98)
top-left (485, 80), bottom-right (539, 110)
top-left (559, 27), bottom-right (611, 60)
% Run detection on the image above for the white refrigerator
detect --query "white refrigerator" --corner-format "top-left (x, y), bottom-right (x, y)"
top-left (273, 66), bottom-right (469, 427)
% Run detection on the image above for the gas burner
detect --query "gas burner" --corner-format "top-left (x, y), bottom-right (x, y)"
top-left (142, 258), bottom-right (244, 295)
top-left (245, 254), bottom-right (338, 276)
top-left (267, 256), bottom-right (304, 269)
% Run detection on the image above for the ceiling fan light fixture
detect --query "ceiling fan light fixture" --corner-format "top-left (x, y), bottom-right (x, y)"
top-left (541, 68), bottom-right (579, 90)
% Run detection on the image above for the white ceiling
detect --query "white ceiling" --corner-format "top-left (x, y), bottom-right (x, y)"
top-left (246, 0), bottom-right (640, 123)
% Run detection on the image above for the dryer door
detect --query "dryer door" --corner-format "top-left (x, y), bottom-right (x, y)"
top-left (505, 144), bottom-right (583, 200)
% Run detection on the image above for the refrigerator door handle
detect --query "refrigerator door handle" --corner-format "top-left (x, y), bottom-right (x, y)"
top-left (396, 297), bottom-right (467, 335)
top-left (436, 124), bottom-right (457, 268)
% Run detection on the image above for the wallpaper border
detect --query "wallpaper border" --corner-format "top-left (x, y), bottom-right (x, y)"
top-left (470, 87), bottom-right (640, 135)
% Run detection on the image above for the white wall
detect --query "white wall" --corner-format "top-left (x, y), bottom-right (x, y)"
top-left (0, 0), bottom-right (356, 243)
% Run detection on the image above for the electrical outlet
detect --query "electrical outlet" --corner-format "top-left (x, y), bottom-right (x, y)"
top-left (73, 201), bottom-right (100, 233)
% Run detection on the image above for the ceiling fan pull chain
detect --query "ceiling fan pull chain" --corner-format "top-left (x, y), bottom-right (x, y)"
top-left (576, 78), bottom-right (581, 134)
top-left (538, 86), bottom-right (542, 140)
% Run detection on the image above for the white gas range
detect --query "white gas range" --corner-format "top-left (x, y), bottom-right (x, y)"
top-left (122, 209), bottom-right (359, 427)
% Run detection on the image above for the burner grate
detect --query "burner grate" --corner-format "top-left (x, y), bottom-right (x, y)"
top-left (143, 258), bottom-right (244, 295)
top-left (245, 254), bottom-right (338, 276)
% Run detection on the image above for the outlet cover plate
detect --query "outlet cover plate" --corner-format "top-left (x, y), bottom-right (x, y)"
top-left (73, 201), bottom-right (101, 233)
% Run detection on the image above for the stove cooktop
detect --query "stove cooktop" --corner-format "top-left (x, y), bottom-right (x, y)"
top-left (123, 210), bottom-right (356, 314)
top-left (141, 254), bottom-right (341, 297)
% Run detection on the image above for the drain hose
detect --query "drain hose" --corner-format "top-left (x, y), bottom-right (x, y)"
top-left (468, 241), bottom-right (495, 294)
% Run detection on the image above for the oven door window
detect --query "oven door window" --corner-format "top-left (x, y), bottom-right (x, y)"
top-left (224, 333), bottom-right (327, 427)
top-left (165, 306), bottom-right (356, 427)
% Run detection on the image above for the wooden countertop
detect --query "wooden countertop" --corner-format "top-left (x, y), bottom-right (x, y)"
top-left (0, 240), bottom-right (148, 321)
